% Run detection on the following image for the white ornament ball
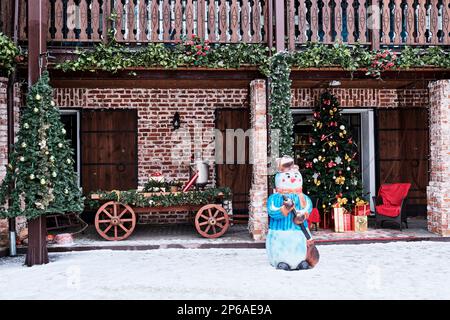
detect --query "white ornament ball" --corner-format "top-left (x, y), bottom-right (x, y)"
top-left (312, 142), bottom-right (316, 146)
top-left (58, 143), bottom-right (63, 148)
top-left (33, 107), bottom-right (39, 113)
top-left (346, 186), bottom-right (349, 190)
top-left (333, 176), bottom-right (336, 179)
top-left (40, 178), bottom-right (46, 185)
top-left (62, 128), bottom-right (67, 134)
top-left (35, 94), bottom-right (41, 100)
top-left (52, 172), bottom-right (57, 177)
top-left (347, 167), bottom-right (351, 171)
top-left (322, 149), bottom-right (325, 152)
top-left (50, 101), bottom-right (55, 106)
top-left (19, 156), bottom-right (25, 162)
top-left (21, 142), bottom-right (27, 148)
top-left (66, 159), bottom-right (71, 164)
top-left (29, 174), bottom-right (35, 180)
top-left (313, 158), bottom-right (318, 163)
top-left (340, 125), bottom-right (345, 130)
top-left (24, 123), bottom-right (29, 129)
top-left (64, 189), bottom-right (69, 194)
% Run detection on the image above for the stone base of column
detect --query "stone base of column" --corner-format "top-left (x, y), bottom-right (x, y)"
top-left (427, 182), bottom-right (450, 236)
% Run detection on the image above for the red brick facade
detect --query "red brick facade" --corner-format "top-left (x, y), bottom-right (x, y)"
top-left (427, 81), bottom-right (450, 236)
top-left (54, 87), bottom-right (249, 224)
top-left (291, 88), bottom-right (429, 108)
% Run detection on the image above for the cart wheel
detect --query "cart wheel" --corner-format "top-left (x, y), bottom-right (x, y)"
top-left (95, 201), bottom-right (136, 241)
top-left (195, 204), bottom-right (230, 238)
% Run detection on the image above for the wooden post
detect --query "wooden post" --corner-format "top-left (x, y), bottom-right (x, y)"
top-left (274, 0), bottom-right (284, 52)
top-left (26, 0), bottom-right (49, 266)
top-left (370, 0), bottom-right (380, 50)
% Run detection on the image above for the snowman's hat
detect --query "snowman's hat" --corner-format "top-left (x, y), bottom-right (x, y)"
top-left (276, 156), bottom-right (299, 173)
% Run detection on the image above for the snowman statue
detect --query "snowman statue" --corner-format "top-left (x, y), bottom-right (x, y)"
top-left (266, 156), bottom-right (320, 270)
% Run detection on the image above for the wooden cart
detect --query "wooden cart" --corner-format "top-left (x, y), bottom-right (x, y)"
top-left (90, 192), bottom-right (231, 241)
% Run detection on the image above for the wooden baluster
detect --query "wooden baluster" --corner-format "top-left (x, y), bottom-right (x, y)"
top-left (66, 0), bottom-right (76, 40)
top-left (241, 0), bottom-right (250, 42)
top-left (347, 0), bottom-right (355, 43)
top-left (356, 0), bottom-right (366, 43)
top-left (416, 0), bottom-right (426, 44)
top-left (137, 0), bottom-right (147, 41)
top-left (322, 0), bottom-right (332, 43)
top-left (159, 0), bottom-right (169, 41)
top-left (429, 1), bottom-right (439, 44)
top-left (262, 0), bottom-right (269, 43)
top-left (297, 0), bottom-right (306, 43)
top-left (207, 0), bottom-right (216, 41)
top-left (53, 0), bottom-right (63, 40)
top-left (79, 0), bottom-right (88, 40)
top-left (229, 0), bottom-right (238, 42)
top-left (127, 0), bottom-right (137, 41)
top-left (252, 0), bottom-right (262, 43)
top-left (173, 0), bottom-right (182, 40)
top-left (444, 0), bottom-right (450, 44)
top-left (114, 0), bottom-right (124, 41)
top-left (219, 0), bottom-right (227, 42)
top-left (287, 0), bottom-right (295, 48)
top-left (150, 0), bottom-right (159, 40)
top-left (185, 0), bottom-right (194, 37)
top-left (90, 0), bottom-right (100, 40)
top-left (381, 0), bottom-right (391, 44)
top-left (405, 0), bottom-right (415, 44)
top-left (335, 0), bottom-right (342, 41)
top-left (197, 0), bottom-right (206, 40)
top-left (310, 0), bottom-right (318, 41)
top-left (393, 0), bottom-right (402, 44)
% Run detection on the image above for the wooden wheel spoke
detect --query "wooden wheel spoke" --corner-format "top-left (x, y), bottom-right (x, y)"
top-left (213, 210), bottom-right (220, 218)
top-left (118, 208), bottom-right (129, 218)
top-left (118, 223), bottom-right (129, 233)
top-left (119, 218), bottom-right (133, 222)
top-left (207, 208), bottom-right (213, 217)
top-left (216, 217), bottom-right (226, 222)
top-left (199, 221), bottom-right (209, 226)
top-left (114, 226), bottom-right (118, 238)
top-left (212, 225), bottom-right (217, 234)
top-left (103, 224), bottom-right (112, 234)
top-left (204, 224), bottom-right (211, 233)
top-left (200, 214), bottom-right (209, 220)
top-left (102, 209), bottom-right (113, 219)
top-left (98, 220), bottom-right (112, 223)
top-left (216, 222), bottom-right (224, 229)
top-left (113, 203), bottom-right (118, 217)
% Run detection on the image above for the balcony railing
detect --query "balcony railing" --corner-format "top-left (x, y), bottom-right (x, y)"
top-left (1, 0), bottom-right (449, 48)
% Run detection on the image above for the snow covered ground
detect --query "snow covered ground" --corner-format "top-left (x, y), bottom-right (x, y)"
top-left (0, 241), bottom-right (449, 299)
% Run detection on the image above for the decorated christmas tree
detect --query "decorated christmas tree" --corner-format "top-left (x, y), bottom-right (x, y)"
top-left (301, 91), bottom-right (363, 211)
top-left (0, 72), bottom-right (84, 263)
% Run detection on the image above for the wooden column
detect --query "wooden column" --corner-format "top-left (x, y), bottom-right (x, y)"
top-left (26, 0), bottom-right (49, 266)
top-left (274, 0), bottom-right (284, 52)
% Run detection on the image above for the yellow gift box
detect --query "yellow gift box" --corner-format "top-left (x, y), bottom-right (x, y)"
top-left (352, 215), bottom-right (368, 232)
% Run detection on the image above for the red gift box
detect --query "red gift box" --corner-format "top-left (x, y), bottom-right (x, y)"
top-left (354, 204), bottom-right (370, 216)
top-left (343, 213), bottom-right (352, 231)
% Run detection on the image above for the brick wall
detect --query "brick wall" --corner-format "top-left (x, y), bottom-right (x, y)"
top-left (54, 88), bottom-right (249, 224)
top-left (291, 88), bottom-right (429, 108)
top-left (0, 78), bottom-right (21, 249)
top-left (427, 81), bottom-right (450, 236)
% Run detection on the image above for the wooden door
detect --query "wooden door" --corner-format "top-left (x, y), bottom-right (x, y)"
top-left (81, 110), bottom-right (137, 194)
top-left (215, 109), bottom-right (252, 215)
top-left (376, 108), bottom-right (429, 216)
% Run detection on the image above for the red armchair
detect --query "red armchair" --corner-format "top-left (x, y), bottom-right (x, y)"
top-left (372, 183), bottom-right (411, 231)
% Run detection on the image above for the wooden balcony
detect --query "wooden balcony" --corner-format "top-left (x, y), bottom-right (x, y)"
top-left (1, 1), bottom-right (449, 49)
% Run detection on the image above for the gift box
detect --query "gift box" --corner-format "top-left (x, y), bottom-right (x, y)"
top-left (343, 213), bottom-right (352, 231)
top-left (354, 204), bottom-right (370, 216)
top-left (352, 215), bottom-right (368, 232)
top-left (333, 207), bottom-right (345, 233)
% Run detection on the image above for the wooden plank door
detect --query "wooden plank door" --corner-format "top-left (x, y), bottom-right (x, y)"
top-left (215, 109), bottom-right (252, 215)
top-left (376, 108), bottom-right (429, 216)
top-left (81, 110), bottom-right (138, 194)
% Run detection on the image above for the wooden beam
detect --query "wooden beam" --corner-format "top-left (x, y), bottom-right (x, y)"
top-left (28, 0), bottom-right (48, 84)
top-left (274, 0), bottom-right (284, 52)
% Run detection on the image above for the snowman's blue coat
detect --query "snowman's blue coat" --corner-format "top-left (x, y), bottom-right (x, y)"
top-left (266, 192), bottom-right (313, 269)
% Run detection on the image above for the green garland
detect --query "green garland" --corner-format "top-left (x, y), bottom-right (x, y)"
top-left (268, 52), bottom-right (294, 157)
top-left (0, 33), bottom-right (20, 76)
top-left (86, 187), bottom-right (231, 209)
top-left (56, 36), bottom-right (272, 74)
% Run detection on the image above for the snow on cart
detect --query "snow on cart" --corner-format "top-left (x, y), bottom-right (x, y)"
top-left (88, 187), bottom-right (233, 241)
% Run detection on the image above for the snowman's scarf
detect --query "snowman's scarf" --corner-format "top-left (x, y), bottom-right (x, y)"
top-left (275, 188), bottom-right (307, 208)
